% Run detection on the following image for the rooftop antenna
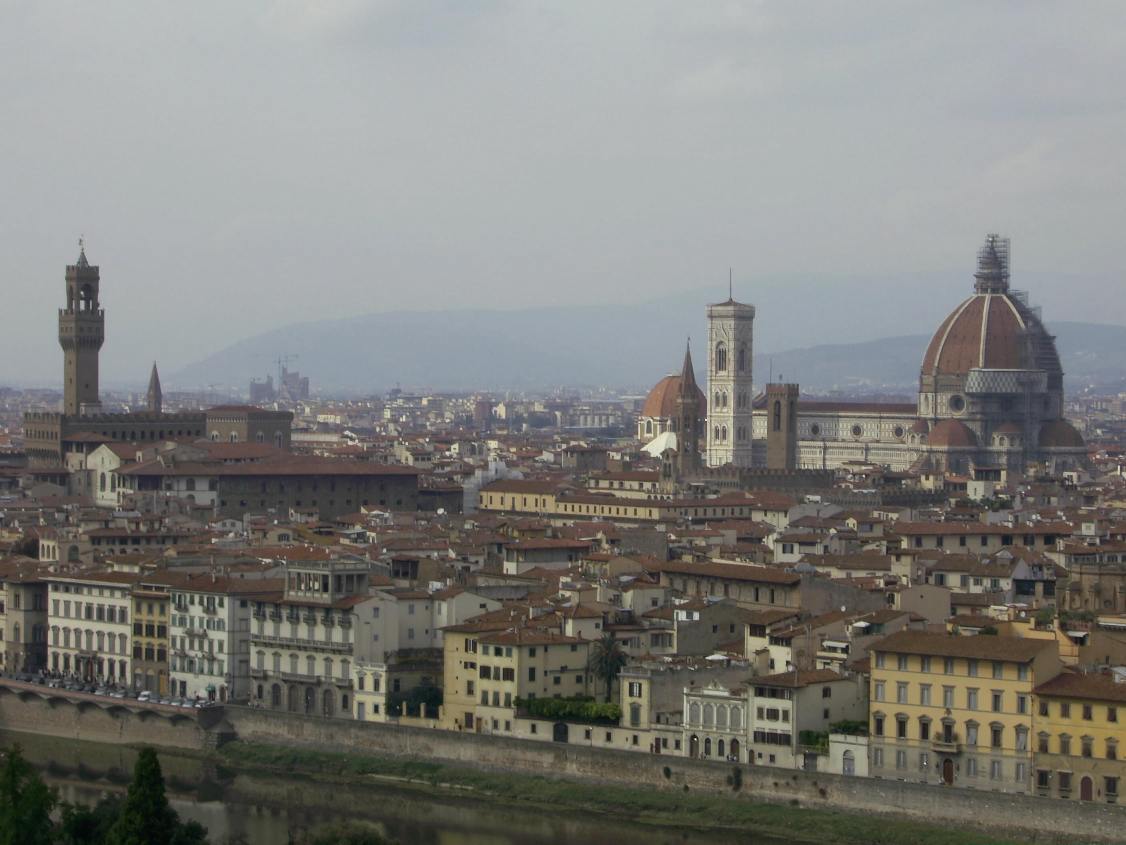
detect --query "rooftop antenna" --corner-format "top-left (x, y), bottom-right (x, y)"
top-left (729, 268), bottom-right (733, 301)
top-left (769, 358), bottom-right (773, 384)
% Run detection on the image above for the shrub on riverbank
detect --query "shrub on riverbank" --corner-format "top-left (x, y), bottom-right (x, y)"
top-left (0, 745), bottom-right (209, 845)
top-left (515, 695), bottom-right (621, 723)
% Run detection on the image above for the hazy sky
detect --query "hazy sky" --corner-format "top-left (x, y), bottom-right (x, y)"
top-left (3, 1), bottom-right (1125, 386)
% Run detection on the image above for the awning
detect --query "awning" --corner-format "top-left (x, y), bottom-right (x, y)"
top-left (821, 640), bottom-right (850, 649)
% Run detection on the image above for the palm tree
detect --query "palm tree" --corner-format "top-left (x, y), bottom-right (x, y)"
top-left (587, 633), bottom-right (628, 703)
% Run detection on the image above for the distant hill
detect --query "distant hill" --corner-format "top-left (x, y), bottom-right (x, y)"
top-left (169, 280), bottom-right (1126, 395)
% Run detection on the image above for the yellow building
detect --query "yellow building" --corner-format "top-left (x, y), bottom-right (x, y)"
top-left (1033, 672), bottom-right (1126, 803)
top-left (869, 630), bottom-right (1061, 792)
top-left (130, 583), bottom-right (170, 695)
top-left (441, 621), bottom-right (590, 734)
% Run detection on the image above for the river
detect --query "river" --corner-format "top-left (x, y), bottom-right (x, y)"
top-left (3, 730), bottom-right (784, 845)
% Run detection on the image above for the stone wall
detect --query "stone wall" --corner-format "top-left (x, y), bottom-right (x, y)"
top-left (3, 678), bottom-right (1124, 843)
top-left (0, 684), bottom-right (213, 751)
top-left (225, 706), bottom-right (1126, 843)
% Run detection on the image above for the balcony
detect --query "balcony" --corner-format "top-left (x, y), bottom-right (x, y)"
top-left (932, 733), bottom-right (961, 753)
top-left (201, 604), bottom-right (218, 616)
top-left (184, 627), bottom-right (208, 638)
top-left (250, 633), bottom-right (352, 654)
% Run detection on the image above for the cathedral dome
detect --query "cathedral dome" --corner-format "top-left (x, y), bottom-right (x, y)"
top-left (927, 419), bottom-right (979, 448)
top-left (642, 375), bottom-right (705, 419)
top-left (920, 236), bottom-right (1062, 380)
top-left (1038, 419), bottom-right (1085, 449)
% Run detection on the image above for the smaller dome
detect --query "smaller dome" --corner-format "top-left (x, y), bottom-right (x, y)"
top-left (928, 419), bottom-right (979, 448)
top-left (994, 422), bottom-right (1022, 435)
top-left (909, 419), bottom-right (929, 434)
top-left (1038, 420), bottom-right (1085, 449)
top-left (641, 375), bottom-right (705, 419)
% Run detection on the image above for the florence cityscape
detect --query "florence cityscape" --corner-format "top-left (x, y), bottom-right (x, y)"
top-left (2, 3), bottom-right (1126, 845)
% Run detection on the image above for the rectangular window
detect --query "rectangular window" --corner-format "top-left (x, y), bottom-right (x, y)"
top-left (919, 751), bottom-right (929, 771)
top-left (1106, 777), bottom-right (1119, 799)
top-left (895, 750), bottom-right (907, 770)
top-left (944, 657), bottom-right (954, 674)
top-left (1109, 707), bottom-right (1118, 723)
top-left (920, 656), bottom-right (931, 673)
top-left (896, 682), bottom-right (908, 704)
top-left (897, 654), bottom-right (908, 671)
top-left (990, 760), bottom-right (1002, 780)
top-left (991, 726), bottom-right (1002, 749)
top-left (897, 718), bottom-right (907, 739)
top-left (873, 748), bottom-right (883, 767)
top-left (1059, 736), bottom-right (1071, 756)
top-left (967, 688), bottom-right (978, 710)
top-left (1037, 769), bottom-right (1051, 789)
top-left (919, 685), bottom-right (931, 706)
top-left (967, 659), bottom-right (978, 677)
top-left (874, 682), bottom-right (885, 702)
top-left (1060, 702), bottom-right (1071, 718)
top-left (992, 691), bottom-right (1003, 712)
top-left (992, 661), bottom-right (1004, 679)
top-left (1083, 704), bottom-right (1093, 721)
top-left (1017, 695), bottom-right (1028, 715)
top-left (943, 686), bottom-right (954, 708)
top-left (874, 715), bottom-right (884, 737)
top-left (875, 653), bottom-right (885, 669)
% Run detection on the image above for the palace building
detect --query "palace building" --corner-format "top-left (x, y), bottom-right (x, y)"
top-left (23, 244), bottom-right (292, 473)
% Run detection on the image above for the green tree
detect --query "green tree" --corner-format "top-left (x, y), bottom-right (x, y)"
top-left (0, 746), bottom-right (57, 845)
top-left (299, 821), bottom-right (392, 845)
top-left (105, 748), bottom-right (208, 845)
top-left (586, 633), bottom-right (628, 703)
top-left (59, 795), bottom-right (122, 845)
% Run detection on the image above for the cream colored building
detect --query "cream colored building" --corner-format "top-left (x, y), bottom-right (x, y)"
top-left (47, 570), bottom-right (138, 684)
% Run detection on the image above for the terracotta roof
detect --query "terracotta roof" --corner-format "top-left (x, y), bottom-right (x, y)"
top-left (927, 419), bottom-right (979, 449)
top-left (1038, 420), bottom-right (1086, 450)
top-left (752, 668), bottom-right (845, 688)
top-left (650, 559), bottom-right (801, 585)
top-left (872, 630), bottom-right (1054, 662)
top-left (1034, 671), bottom-right (1126, 704)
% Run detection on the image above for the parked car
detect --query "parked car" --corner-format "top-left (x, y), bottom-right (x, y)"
top-left (137, 691), bottom-right (153, 702)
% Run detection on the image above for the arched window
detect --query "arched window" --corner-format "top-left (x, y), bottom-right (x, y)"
top-left (773, 400), bottom-right (782, 432)
top-left (713, 426), bottom-right (721, 442)
top-left (721, 426), bottom-right (728, 442)
top-left (714, 391), bottom-right (722, 408)
top-left (730, 706), bottom-right (743, 729)
top-left (737, 345), bottom-right (747, 372)
top-left (645, 420), bottom-right (652, 435)
top-left (689, 702), bottom-right (701, 725)
top-left (703, 703), bottom-right (715, 726)
top-left (274, 431), bottom-right (284, 448)
top-left (99, 473), bottom-right (107, 492)
top-left (704, 737), bottom-right (712, 757)
top-left (716, 705), bottom-right (728, 729)
top-left (715, 343), bottom-right (727, 372)
top-left (256, 431), bottom-right (265, 443)
top-left (229, 432), bottom-right (239, 443)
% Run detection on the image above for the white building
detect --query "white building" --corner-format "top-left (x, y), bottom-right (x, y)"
top-left (46, 570), bottom-right (137, 685)
top-left (706, 296), bottom-right (755, 468)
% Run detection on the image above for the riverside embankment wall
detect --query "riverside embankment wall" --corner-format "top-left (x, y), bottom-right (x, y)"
top-left (2, 681), bottom-right (1124, 843)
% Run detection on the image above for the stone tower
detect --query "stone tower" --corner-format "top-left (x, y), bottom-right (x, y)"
top-left (146, 362), bottom-right (163, 414)
top-left (674, 341), bottom-right (701, 478)
top-left (706, 294), bottom-right (755, 467)
top-left (58, 241), bottom-right (104, 416)
top-left (765, 383), bottom-right (799, 470)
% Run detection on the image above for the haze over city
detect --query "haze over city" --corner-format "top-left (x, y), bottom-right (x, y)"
top-left (3, 1), bottom-right (1126, 386)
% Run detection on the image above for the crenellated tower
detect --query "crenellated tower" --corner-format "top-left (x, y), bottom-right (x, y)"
top-left (58, 241), bottom-right (104, 415)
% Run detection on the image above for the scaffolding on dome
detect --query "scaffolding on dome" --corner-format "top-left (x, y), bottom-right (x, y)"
top-left (974, 233), bottom-right (1011, 293)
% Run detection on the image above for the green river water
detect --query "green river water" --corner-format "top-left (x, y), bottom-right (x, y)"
top-left (2, 730), bottom-right (782, 845)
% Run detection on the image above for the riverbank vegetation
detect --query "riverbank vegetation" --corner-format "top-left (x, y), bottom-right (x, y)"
top-left (217, 740), bottom-right (1035, 845)
top-left (0, 745), bottom-right (206, 845)
top-left (1, 745), bottom-right (393, 845)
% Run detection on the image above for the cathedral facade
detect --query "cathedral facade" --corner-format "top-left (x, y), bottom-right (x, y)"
top-left (641, 235), bottom-right (1088, 480)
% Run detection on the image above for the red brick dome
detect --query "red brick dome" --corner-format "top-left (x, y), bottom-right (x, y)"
top-left (921, 293), bottom-right (1032, 376)
top-left (641, 375), bottom-right (705, 419)
top-left (927, 419), bottom-right (979, 448)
